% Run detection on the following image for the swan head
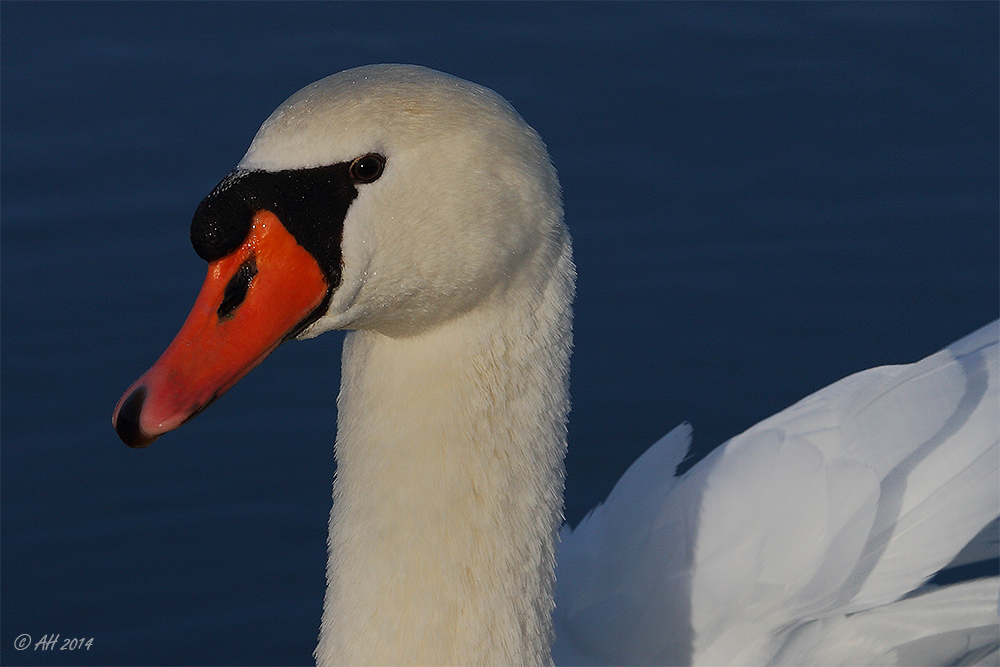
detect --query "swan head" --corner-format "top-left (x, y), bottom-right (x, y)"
top-left (112, 64), bottom-right (566, 447)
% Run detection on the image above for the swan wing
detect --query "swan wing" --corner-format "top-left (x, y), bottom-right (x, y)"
top-left (554, 321), bottom-right (999, 666)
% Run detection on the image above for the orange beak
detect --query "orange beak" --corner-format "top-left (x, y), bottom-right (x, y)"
top-left (112, 210), bottom-right (328, 447)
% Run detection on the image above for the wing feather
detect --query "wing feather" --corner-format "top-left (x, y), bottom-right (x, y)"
top-left (554, 321), bottom-right (999, 666)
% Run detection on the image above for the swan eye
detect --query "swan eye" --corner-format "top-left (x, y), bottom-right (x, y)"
top-left (349, 154), bottom-right (385, 184)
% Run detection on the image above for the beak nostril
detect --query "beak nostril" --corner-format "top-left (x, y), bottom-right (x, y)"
top-left (115, 385), bottom-right (156, 448)
top-left (218, 256), bottom-right (259, 319)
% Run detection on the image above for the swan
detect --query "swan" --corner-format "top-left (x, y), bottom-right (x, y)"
top-left (111, 64), bottom-right (999, 665)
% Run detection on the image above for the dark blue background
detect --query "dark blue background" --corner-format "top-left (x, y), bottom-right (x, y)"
top-left (3, 3), bottom-right (997, 665)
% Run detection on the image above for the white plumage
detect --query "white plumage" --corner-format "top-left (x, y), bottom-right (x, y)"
top-left (555, 322), bottom-right (999, 665)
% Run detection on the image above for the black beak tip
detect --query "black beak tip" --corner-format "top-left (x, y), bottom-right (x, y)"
top-left (114, 386), bottom-right (157, 449)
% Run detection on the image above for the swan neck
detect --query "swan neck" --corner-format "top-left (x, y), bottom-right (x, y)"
top-left (316, 247), bottom-right (573, 665)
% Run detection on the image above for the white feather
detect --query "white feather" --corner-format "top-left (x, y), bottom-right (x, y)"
top-left (555, 321), bottom-right (999, 665)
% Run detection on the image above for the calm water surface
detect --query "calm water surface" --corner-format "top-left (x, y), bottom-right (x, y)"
top-left (2, 3), bottom-right (997, 665)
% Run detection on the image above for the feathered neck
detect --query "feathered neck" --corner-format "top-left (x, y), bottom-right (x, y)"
top-left (315, 239), bottom-right (574, 665)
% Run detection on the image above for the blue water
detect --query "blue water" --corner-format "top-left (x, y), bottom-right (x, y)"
top-left (2, 3), bottom-right (997, 665)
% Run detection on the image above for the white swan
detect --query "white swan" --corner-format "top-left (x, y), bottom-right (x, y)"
top-left (112, 64), bottom-right (999, 666)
